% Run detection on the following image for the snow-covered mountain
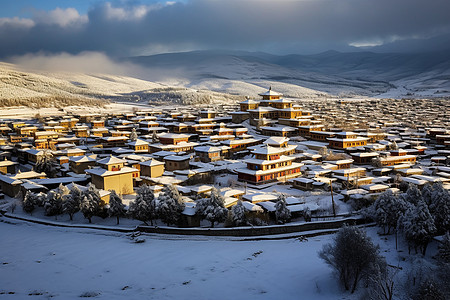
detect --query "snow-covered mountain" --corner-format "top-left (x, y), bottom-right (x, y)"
top-left (2, 49), bottom-right (449, 108)
top-left (127, 50), bottom-right (450, 99)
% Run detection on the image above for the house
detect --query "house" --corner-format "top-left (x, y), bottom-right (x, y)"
top-left (350, 152), bottom-right (380, 165)
top-left (260, 126), bottom-right (297, 137)
top-left (179, 202), bottom-right (201, 227)
top-left (159, 133), bottom-right (190, 145)
top-left (221, 138), bottom-right (262, 154)
top-left (86, 156), bottom-right (138, 195)
top-left (239, 99), bottom-right (260, 112)
top-left (194, 146), bottom-right (222, 163)
top-left (278, 118), bottom-right (312, 127)
top-left (327, 132), bottom-right (369, 150)
top-left (230, 111), bottom-right (250, 123)
top-left (127, 139), bottom-right (149, 153)
top-left (25, 149), bottom-right (48, 164)
top-left (34, 131), bottom-right (60, 140)
top-left (292, 177), bottom-right (315, 190)
top-left (91, 127), bottom-right (109, 137)
top-left (139, 159), bottom-right (165, 178)
top-left (164, 155), bottom-right (191, 171)
top-left (376, 155), bottom-right (417, 167)
top-left (237, 146), bottom-right (302, 185)
top-left (0, 174), bottom-right (22, 197)
top-left (34, 139), bottom-right (57, 150)
top-left (99, 136), bottom-right (128, 148)
top-left (200, 110), bottom-right (216, 119)
top-left (310, 131), bottom-right (336, 142)
top-left (69, 155), bottom-right (97, 174)
top-left (91, 120), bottom-right (105, 128)
top-left (0, 171), bottom-right (47, 197)
top-left (0, 160), bottom-right (18, 175)
top-left (16, 126), bottom-right (38, 136)
top-left (55, 148), bottom-right (86, 158)
top-left (59, 118), bottom-right (79, 128)
top-left (298, 125), bottom-right (325, 138)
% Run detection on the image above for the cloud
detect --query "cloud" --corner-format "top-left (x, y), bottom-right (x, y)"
top-left (0, 17), bottom-right (35, 28)
top-left (33, 8), bottom-right (88, 28)
top-left (8, 51), bottom-right (188, 83)
top-left (1, 0), bottom-right (450, 57)
top-left (9, 51), bottom-right (145, 76)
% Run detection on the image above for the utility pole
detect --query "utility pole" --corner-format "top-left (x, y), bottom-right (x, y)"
top-left (330, 179), bottom-right (336, 218)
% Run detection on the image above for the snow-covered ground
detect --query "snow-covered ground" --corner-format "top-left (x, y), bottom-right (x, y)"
top-left (1, 215), bottom-right (441, 300)
top-left (0, 218), bottom-right (342, 300)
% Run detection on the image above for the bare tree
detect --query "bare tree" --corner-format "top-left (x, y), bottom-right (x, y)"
top-left (319, 225), bottom-right (386, 293)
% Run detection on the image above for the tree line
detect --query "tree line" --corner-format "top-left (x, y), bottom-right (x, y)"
top-left (21, 183), bottom-right (299, 227)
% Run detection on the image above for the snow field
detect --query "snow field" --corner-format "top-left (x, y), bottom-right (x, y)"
top-left (0, 219), bottom-right (341, 300)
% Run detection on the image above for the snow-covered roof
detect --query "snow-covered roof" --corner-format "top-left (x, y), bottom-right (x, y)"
top-left (139, 159), bottom-right (165, 167)
top-left (97, 156), bottom-right (127, 165)
top-left (242, 201), bottom-right (264, 212)
top-left (360, 184), bottom-right (390, 191)
top-left (0, 160), bottom-right (18, 167)
top-left (164, 155), bottom-right (191, 162)
top-left (158, 133), bottom-right (190, 139)
top-left (242, 193), bottom-right (278, 203)
top-left (194, 146), bottom-right (222, 153)
top-left (257, 201), bottom-right (276, 212)
top-left (251, 146), bottom-right (287, 155)
top-left (127, 139), bottom-right (149, 146)
top-left (12, 171), bottom-right (46, 180)
top-left (258, 88), bottom-right (283, 96)
top-left (285, 196), bottom-right (303, 205)
top-left (86, 166), bottom-right (138, 177)
top-left (32, 176), bottom-right (87, 185)
top-left (260, 126), bottom-right (297, 132)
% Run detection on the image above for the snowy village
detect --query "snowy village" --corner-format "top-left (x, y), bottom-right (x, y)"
top-left (0, 87), bottom-right (450, 298)
top-left (1, 1), bottom-right (450, 299)
top-left (0, 88), bottom-right (449, 228)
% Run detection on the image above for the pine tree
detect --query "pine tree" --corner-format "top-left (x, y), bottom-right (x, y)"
top-left (80, 183), bottom-right (102, 223)
top-left (401, 200), bottom-right (436, 255)
top-left (151, 131), bottom-right (158, 143)
top-left (128, 184), bottom-right (157, 225)
top-left (129, 128), bottom-right (138, 142)
top-left (403, 184), bottom-right (423, 205)
top-left (421, 184), bottom-right (434, 206)
top-left (196, 188), bottom-right (228, 228)
top-left (437, 232), bottom-right (450, 263)
top-left (80, 195), bottom-right (97, 223)
top-left (390, 141), bottom-right (398, 150)
top-left (429, 182), bottom-right (450, 234)
top-left (84, 183), bottom-right (104, 208)
top-left (22, 191), bottom-right (37, 215)
top-left (34, 150), bottom-right (59, 178)
top-left (275, 194), bottom-right (291, 224)
top-left (371, 190), bottom-right (409, 234)
top-left (35, 192), bottom-right (46, 207)
top-left (108, 190), bottom-right (126, 225)
top-left (157, 184), bottom-right (185, 226)
top-left (231, 200), bottom-right (246, 226)
top-left (44, 184), bottom-right (69, 218)
top-left (63, 185), bottom-right (83, 221)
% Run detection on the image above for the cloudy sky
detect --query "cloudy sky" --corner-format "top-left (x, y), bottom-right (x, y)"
top-left (1, 0), bottom-right (450, 58)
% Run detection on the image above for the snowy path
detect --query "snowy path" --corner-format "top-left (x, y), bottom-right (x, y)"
top-left (0, 219), bottom-right (345, 300)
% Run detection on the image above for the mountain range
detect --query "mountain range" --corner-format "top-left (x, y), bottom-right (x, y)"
top-left (127, 49), bottom-right (450, 99)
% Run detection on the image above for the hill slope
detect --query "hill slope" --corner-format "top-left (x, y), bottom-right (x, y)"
top-left (0, 62), bottom-right (243, 107)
